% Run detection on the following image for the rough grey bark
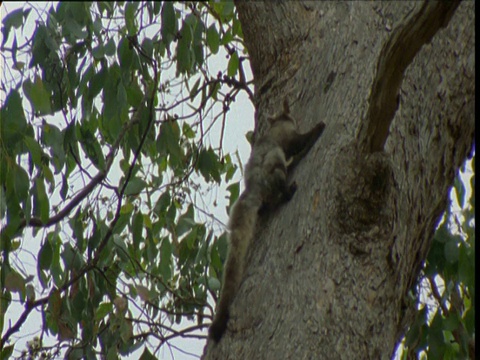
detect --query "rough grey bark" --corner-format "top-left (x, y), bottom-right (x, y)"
top-left (204, 2), bottom-right (474, 359)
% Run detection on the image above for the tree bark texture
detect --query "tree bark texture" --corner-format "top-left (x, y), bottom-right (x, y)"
top-left (204, 2), bottom-right (474, 359)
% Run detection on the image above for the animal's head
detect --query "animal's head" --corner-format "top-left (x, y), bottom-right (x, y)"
top-left (266, 98), bottom-right (298, 147)
top-left (267, 98), bottom-right (297, 127)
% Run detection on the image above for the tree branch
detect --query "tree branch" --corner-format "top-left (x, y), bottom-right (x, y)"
top-left (0, 105), bottom-right (143, 245)
top-left (358, 0), bottom-right (461, 153)
top-left (1, 301), bottom-right (35, 348)
top-left (0, 58), bottom-right (159, 347)
top-left (93, 56), bottom-right (159, 262)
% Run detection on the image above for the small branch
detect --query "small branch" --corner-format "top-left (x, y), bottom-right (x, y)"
top-left (93, 55), bottom-right (159, 262)
top-left (428, 276), bottom-right (472, 358)
top-left (1, 58), bottom-right (159, 347)
top-left (24, 170), bottom-right (107, 228)
top-left (0, 106), bottom-right (142, 243)
top-left (428, 276), bottom-right (449, 316)
top-left (358, 0), bottom-right (461, 153)
top-left (1, 269), bottom-right (90, 348)
top-left (1, 302), bottom-right (35, 348)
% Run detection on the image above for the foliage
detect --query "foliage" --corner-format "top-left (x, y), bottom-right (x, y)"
top-left (399, 156), bottom-right (475, 359)
top-left (0, 1), bottom-right (249, 358)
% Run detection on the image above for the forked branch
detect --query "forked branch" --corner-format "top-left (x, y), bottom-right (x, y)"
top-left (358, 0), bottom-right (461, 153)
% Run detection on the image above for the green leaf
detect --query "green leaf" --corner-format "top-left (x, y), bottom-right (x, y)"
top-left (61, 242), bottom-right (84, 272)
top-left (227, 182), bottom-right (240, 208)
top-left (222, 1), bottom-right (235, 19)
top-left (212, 1), bottom-right (234, 22)
top-left (185, 225), bottom-right (198, 249)
top-left (444, 238), bottom-right (459, 264)
top-left (23, 76), bottom-right (52, 115)
top-left (454, 177), bottom-right (466, 208)
top-left (124, 178), bottom-right (147, 196)
top-left (227, 51), bottom-right (239, 77)
top-left (24, 136), bottom-right (44, 168)
top-left (214, 232), bottom-right (229, 267)
top-left (139, 347), bottom-right (157, 360)
top-left (125, 82), bottom-right (144, 107)
top-left (89, 66), bottom-right (107, 99)
top-left (208, 276), bottom-right (221, 291)
top-left (42, 122), bottom-right (65, 174)
top-left (71, 208), bottom-right (85, 252)
top-left (176, 41), bottom-right (191, 74)
top-left (141, 37), bottom-right (154, 59)
top-left (125, 2), bottom-right (139, 35)
top-left (182, 122), bottom-right (195, 139)
top-left (97, 2), bottom-right (114, 17)
top-left (102, 65), bottom-right (125, 141)
top-left (458, 244), bottom-right (474, 287)
top-left (165, 203), bottom-right (177, 228)
top-left (13, 163), bottom-right (30, 203)
top-left (0, 345), bottom-right (14, 360)
top-left (64, 18), bottom-right (88, 39)
top-left (0, 186), bottom-right (6, 220)
top-left (220, 29), bottom-right (233, 46)
top-left (92, 44), bottom-right (105, 59)
top-left (157, 121), bottom-right (183, 167)
top-left (176, 205), bottom-right (195, 237)
top-left (433, 222), bottom-right (450, 243)
top-left (224, 154), bottom-right (237, 181)
top-left (209, 81), bottom-right (220, 101)
top-left (189, 78), bottom-right (201, 101)
top-left (161, 2), bottom-right (177, 47)
top-left (92, 16), bottom-right (103, 36)
top-left (159, 238), bottom-right (172, 281)
top-left (464, 307), bottom-right (474, 336)
top-left (33, 177), bottom-right (49, 223)
top-left (232, 17), bottom-right (244, 39)
top-left (1, 8), bottom-right (30, 46)
top-left (196, 147), bottom-right (221, 183)
top-left (192, 17), bottom-right (204, 67)
top-left (442, 312), bottom-right (459, 332)
top-left (176, 20), bottom-right (193, 74)
top-left (104, 38), bottom-right (116, 56)
top-left (118, 38), bottom-right (134, 70)
top-left (3, 8), bottom-right (24, 27)
top-left (427, 313), bottom-right (447, 359)
top-left (5, 270), bottom-right (26, 295)
top-left (113, 234), bottom-right (129, 262)
top-left (206, 25), bottom-right (220, 54)
top-left (49, 234), bottom-right (63, 287)
top-left (132, 212), bottom-right (143, 249)
top-left (39, 238), bottom-right (54, 270)
top-left (29, 25), bottom-right (50, 68)
top-left (154, 192), bottom-right (171, 217)
top-left (1, 90), bottom-right (28, 152)
top-left (95, 302), bottom-right (113, 321)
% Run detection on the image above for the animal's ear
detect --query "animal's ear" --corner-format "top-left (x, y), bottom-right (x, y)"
top-left (268, 98), bottom-right (290, 124)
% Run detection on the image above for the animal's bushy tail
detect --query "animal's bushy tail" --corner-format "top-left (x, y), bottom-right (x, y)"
top-left (209, 190), bottom-right (262, 343)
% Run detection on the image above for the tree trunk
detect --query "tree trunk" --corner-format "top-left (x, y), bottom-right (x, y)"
top-left (204, 2), bottom-right (474, 359)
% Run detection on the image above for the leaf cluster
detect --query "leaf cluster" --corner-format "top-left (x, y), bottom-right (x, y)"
top-left (400, 156), bottom-right (475, 360)
top-left (0, 1), bottom-right (247, 358)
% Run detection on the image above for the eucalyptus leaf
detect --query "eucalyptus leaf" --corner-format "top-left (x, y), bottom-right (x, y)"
top-left (206, 25), bottom-right (220, 55)
top-left (227, 51), bottom-right (239, 77)
top-left (23, 76), bottom-right (52, 115)
top-left (161, 2), bottom-right (177, 47)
